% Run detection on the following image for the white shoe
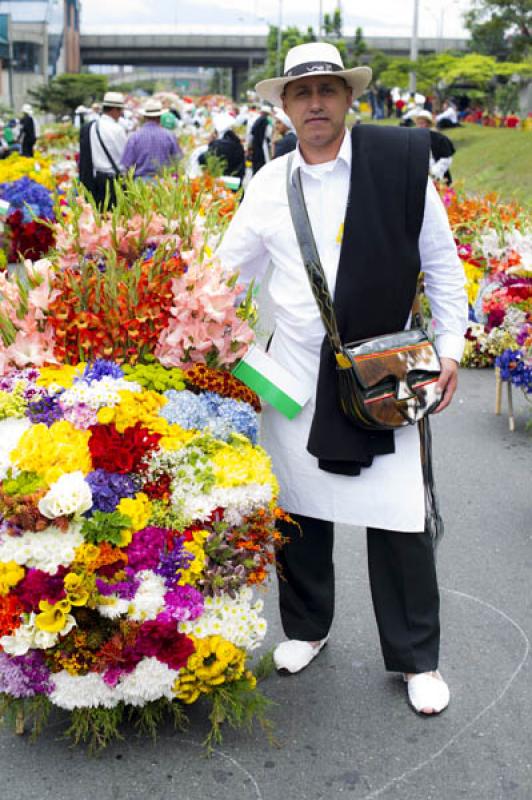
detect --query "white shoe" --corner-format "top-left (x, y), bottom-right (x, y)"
top-left (403, 670), bottom-right (450, 715)
top-left (273, 636), bottom-right (329, 674)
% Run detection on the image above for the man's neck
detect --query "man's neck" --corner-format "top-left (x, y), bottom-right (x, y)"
top-left (299, 129), bottom-right (346, 165)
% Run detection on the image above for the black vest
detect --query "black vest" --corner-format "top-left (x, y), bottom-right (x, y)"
top-left (307, 124), bottom-right (430, 475)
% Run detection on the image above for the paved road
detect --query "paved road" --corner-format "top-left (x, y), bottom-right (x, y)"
top-left (0, 368), bottom-right (530, 800)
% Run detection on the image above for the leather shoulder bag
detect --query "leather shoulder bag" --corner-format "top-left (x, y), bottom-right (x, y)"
top-left (286, 155), bottom-right (442, 432)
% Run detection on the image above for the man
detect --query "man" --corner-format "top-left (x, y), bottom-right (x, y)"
top-left (218, 42), bottom-right (467, 716)
top-left (80, 92), bottom-right (127, 209)
top-left (198, 113), bottom-right (245, 183)
top-left (122, 99), bottom-right (182, 180)
top-left (414, 109), bottom-right (455, 185)
top-left (249, 105), bottom-right (272, 174)
top-left (19, 104), bottom-right (36, 158)
top-left (272, 108), bottom-right (297, 158)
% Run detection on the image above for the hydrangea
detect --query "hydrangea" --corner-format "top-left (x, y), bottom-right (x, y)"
top-left (161, 389), bottom-right (258, 443)
top-left (0, 177), bottom-right (54, 222)
top-left (86, 469), bottom-right (139, 513)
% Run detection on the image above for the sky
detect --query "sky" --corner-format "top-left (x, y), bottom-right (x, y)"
top-left (81, 0), bottom-right (474, 40)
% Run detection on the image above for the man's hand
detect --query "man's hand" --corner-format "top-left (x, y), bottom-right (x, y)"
top-left (433, 357), bottom-right (459, 414)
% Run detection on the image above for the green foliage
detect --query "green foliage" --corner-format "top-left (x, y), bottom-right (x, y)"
top-left (0, 693), bottom-right (52, 740)
top-left (465, 0), bottom-right (531, 60)
top-left (132, 698), bottom-right (188, 742)
top-left (64, 704), bottom-right (125, 753)
top-left (81, 510), bottom-right (133, 546)
top-left (351, 27), bottom-right (368, 66)
top-left (29, 74), bottom-right (108, 119)
top-left (203, 678), bottom-right (275, 752)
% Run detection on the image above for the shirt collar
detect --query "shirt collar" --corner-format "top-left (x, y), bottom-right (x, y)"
top-left (289, 128), bottom-right (351, 182)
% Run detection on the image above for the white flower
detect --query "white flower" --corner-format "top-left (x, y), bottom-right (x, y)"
top-left (180, 587), bottom-right (267, 651)
top-left (0, 417), bottom-right (31, 480)
top-left (0, 523), bottom-right (83, 574)
top-left (60, 377), bottom-right (141, 410)
top-left (50, 671), bottom-right (119, 710)
top-left (97, 597), bottom-right (130, 619)
top-left (115, 658), bottom-right (180, 706)
top-left (38, 471), bottom-right (93, 519)
top-left (0, 611), bottom-right (75, 655)
top-left (128, 571), bottom-right (166, 621)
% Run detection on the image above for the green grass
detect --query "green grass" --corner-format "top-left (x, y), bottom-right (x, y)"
top-left (359, 117), bottom-right (532, 208)
top-left (445, 125), bottom-right (532, 208)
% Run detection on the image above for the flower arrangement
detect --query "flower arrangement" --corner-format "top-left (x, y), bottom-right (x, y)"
top-left (0, 154), bottom-right (54, 191)
top-left (0, 174), bottom-right (282, 751)
top-left (438, 186), bottom-right (532, 368)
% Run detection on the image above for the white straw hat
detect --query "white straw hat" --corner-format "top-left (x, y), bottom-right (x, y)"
top-left (141, 98), bottom-right (164, 117)
top-left (256, 42), bottom-right (372, 107)
top-left (21, 103), bottom-right (33, 115)
top-left (102, 91), bottom-right (126, 109)
top-left (273, 107), bottom-right (294, 130)
top-left (413, 109), bottom-right (434, 125)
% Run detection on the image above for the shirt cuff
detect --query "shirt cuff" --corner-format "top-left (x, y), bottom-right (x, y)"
top-left (435, 333), bottom-right (465, 363)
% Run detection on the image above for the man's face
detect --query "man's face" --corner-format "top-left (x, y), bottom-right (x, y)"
top-left (282, 75), bottom-right (352, 153)
top-left (415, 118), bottom-right (430, 129)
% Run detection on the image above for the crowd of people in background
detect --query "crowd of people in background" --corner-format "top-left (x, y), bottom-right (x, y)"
top-left (66, 79), bottom-right (528, 209)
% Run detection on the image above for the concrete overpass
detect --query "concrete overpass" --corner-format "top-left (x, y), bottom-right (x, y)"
top-left (80, 27), bottom-right (469, 98)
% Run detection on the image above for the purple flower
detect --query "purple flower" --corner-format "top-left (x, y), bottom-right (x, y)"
top-left (159, 584), bottom-right (204, 623)
top-left (96, 571), bottom-right (139, 600)
top-left (26, 393), bottom-right (64, 426)
top-left (86, 469), bottom-right (139, 513)
top-left (125, 526), bottom-right (170, 572)
top-left (81, 360), bottom-right (124, 384)
top-left (155, 539), bottom-right (193, 587)
top-left (0, 650), bottom-right (52, 698)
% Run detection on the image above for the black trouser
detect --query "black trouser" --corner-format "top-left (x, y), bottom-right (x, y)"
top-left (276, 513), bottom-right (440, 673)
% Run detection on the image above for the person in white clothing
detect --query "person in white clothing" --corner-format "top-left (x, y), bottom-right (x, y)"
top-left (436, 100), bottom-right (459, 130)
top-left (87, 91), bottom-right (127, 208)
top-left (218, 43), bottom-right (467, 717)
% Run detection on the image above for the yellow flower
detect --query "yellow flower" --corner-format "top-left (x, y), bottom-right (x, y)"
top-left (0, 561), bottom-right (25, 595)
top-left (36, 364), bottom-right (85, 389)
top-left (178, 530), bottom-right (208, 586)
top-left (159, 423), bottom-right (196, 452)
top-left (463, 262), bottom-right (485, 306)
top-left (11, 420), bottom-right (92, 486)
top-left (212, 440), bottom-right (278, 495)
top-left (116, 492), bottom-right (152, 539)
top-left (35, 598), bottom-right (72, 633)
top-left (96, 389), bottom-right (167, 433)
top-left (63, 572), bottom-right (90, 606)
top-left (173, 635), bottom-right (251, 704)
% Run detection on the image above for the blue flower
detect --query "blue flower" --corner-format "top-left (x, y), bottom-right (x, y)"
top-left (81, 359), bottom-right (124, 384)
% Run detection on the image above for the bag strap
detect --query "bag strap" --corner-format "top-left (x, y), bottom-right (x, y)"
top-left (285, 153), bottom-right (423, 364)
top-left (95, 122), bottom-right (120, 176)
top-left (285, 154), bottom-right (346, 362)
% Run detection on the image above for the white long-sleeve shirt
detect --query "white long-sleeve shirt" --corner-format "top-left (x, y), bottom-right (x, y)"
top-left (90, 113), bottom-right (127, 176)
top-left (217, 129), bottom-right (468, 530)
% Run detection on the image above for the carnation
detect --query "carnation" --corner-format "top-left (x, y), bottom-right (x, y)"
top-left (38, 471), bottom-right (93, 519)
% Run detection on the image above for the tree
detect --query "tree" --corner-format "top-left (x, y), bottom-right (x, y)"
top-left (351, 27), bottom-right (368, 66)
top-left (29, 74), bottom-right (108, 118)
top-left (465, 0), bottom-right (531, 60)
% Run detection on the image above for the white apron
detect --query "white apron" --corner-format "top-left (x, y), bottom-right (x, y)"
top-left (260, 324), bottom-right (426, 532)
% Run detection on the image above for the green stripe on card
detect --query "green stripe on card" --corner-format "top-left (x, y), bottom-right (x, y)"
top-left (232, 360), bottom-right (303, 419)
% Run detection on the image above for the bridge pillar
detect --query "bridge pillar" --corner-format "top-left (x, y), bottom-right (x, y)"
top-left (231, 65), bottom-right (247, 102)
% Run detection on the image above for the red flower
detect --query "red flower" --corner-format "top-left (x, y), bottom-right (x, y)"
top-left (134, 618), bottom-right (195, 670)
top-left (88, 423), bottom-right (161, 474)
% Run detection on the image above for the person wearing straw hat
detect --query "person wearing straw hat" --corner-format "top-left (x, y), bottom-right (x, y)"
top-left (414, 110), bottom-right (455, 185)
top-left (218, 41), bottom-right (468, 716)
top-left (272, 107), bottom-right (297, 158)
top-left (19, 104), bottom-right (36, 158)
top-left (249, 104), bottom-right (273, 174)
top-left (198, 113), bottom-right (245, 184)
top-left (84, 91), bottom-right (127, 208)
top-left (122, 98), bottom-right (183, 181)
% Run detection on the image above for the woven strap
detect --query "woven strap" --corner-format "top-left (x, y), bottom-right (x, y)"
top-left (285, 153), bottom-right (422, 364)
top-left (285, 154), bottom-right (344, 357)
